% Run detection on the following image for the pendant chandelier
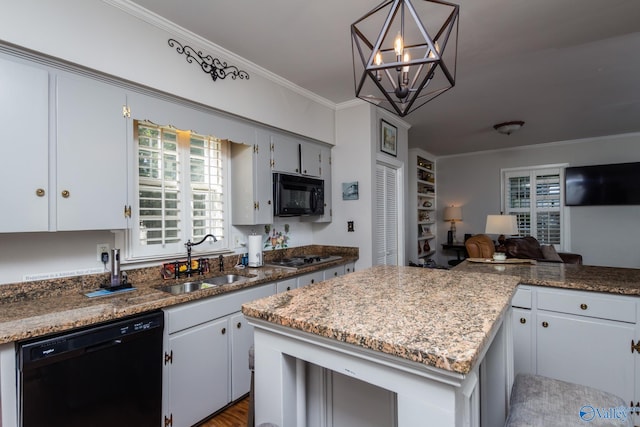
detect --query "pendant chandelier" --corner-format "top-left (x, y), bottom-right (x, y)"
top-left (351, 0), bottom-right (459, 117)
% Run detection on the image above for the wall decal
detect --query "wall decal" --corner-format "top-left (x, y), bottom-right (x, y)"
top-left (168, 39), bottom-right (249, 82)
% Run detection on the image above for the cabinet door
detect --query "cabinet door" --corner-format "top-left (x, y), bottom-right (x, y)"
top-left (276, 278), bottom-right (297, 293)
top-left (56, 73), bottom-right (128, 230)
top-left (165, 318), bottom-right (229, 427)
top-left (536, 311), bottom-right (635, 401)
top-left (271, 134), bottom-right (299, 174)
top-left (254, 130), bottom-right (274, 224)
top-left (300, 143), bottom-right (321, 177)
top-left (0, 56), bottom-right (49, 232)
top-left (297, 271), bottom-right (324, 288)
top-left (344, 263), bottom-right (355, 274)
top-left (512, 308), bottom-right (533, 376)
top-left (323, 265), bottom-right (345, 280)
top-left (230, 312), bottom-right (254, 401)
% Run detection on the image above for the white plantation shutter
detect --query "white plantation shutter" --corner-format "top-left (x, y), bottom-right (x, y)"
top-left (503, 167), bottom-right (564, 248)
top-left (133, 120), bottom-right (225, 258)
top-left (375, 163), bottom-right (398, 265)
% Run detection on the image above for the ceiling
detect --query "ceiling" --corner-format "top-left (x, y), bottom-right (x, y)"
top-left (129, 0), bottom-right (640, 156)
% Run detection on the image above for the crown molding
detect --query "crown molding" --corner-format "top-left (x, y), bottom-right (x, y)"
top-left (103, 0), bottom-right (336, 110)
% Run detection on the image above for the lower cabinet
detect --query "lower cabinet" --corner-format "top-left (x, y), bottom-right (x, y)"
top-left (298, 270), bottom-right (324, 288)
top-left (162, 283), bottom-right (276, 427)
top-left (512, 285), bottom-right (639, 406)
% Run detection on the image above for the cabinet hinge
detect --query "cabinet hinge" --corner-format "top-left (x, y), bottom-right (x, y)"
top-left (254, 144), bottom-right (259, 154)
top-left (124, 205), bottom-right (132, 218)
top-left (319, 167), bottom-right (322, 175)
top-left (254, 201), bottom-right (259, 210)
top-left (164, 350), bottom-right (173, 365)
top-left (329, 155), bottom-right (332, 165)
top-left (631, 340), bottom-right (640, 354)
top-left (270, 159), bottom-right (275, 168)
top-left (270, 142), bottom-right (274, 152)
top-left (630, 401), bottom-right (640, 415)
top-left (122, 105), bottom-right (131, 118)
top-left (164, 413), bottom-right (173, 427)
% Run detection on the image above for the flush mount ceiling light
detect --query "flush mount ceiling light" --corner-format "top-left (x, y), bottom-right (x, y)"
top-left (493, 121), bottom-right (525, 135)
top-left (351, 0), bottom-right (459, 117)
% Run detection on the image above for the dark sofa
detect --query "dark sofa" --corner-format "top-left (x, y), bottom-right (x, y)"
top-left (504, 236), bottom-right (582, 264)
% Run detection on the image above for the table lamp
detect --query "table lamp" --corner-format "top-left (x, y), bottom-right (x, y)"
top-left (443, 206), bottom-right (463, 244)
top-left (485, 214), bottom-right (518, 250)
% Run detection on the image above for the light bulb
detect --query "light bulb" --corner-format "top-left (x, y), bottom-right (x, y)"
top-left (375, 51), bottom-right (382, 66)
top-left (394, 32), bottom-right (403, 57)
top-left (403, 52), bottom-right (410, 73)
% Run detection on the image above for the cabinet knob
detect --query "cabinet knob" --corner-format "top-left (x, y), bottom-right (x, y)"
top-left (221, 327), bottom-right (226, 335)
top-left (36, 188), bottom-right (45, 197)
top-left (286, 286), bottom-right (291, 291)
top-left (580, 303), bottom-right (588, 310)
top-left (334, 272), bottom-right (338, 276)
top-left (61, 190), bottom-right (70, 198)
top-left (311, 279), bottom-right (315, 284)
top-left (236, 322), bottom-right (242, 329)
top-left (520, 318), bottom-right (526, 324)
top-left (542, 321), bottom-right (549, 328)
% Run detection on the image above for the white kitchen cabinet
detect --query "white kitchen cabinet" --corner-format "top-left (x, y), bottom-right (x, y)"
top-left (300, 142), bottom-right (321, 177)
top-left (512, 308), bottom-right (533, 376)
top-left (512, 285), bottom-right (639, 405)
top-left (231, 129), bottom-right (273, 225)
top-left (344, 262), bottom-right (355, 274)
top-left (162, 282), bottom-right (276, 425)
top-left (230, 312), bottom-right (254, 401)
top-left (297, 270), bottom-right (324, 288)
top-left (276, 278), bottom-right (297, 293)
top-left (536, 309), bottom-right (635, 401)
top-left (323, 265), bottom-right (345, 280)
top-left (271, 133), bottom-right (323, 177)
top-left (271, 133), bottom-right (300, 174)
top-left (302, 143), bottom-right (332, 223)
top-left (0, 56), bottom-right (50, 232)
top-left (164, 317), bottom-right (229, 427)
top-left (56, 73), bottom-right (129, 230)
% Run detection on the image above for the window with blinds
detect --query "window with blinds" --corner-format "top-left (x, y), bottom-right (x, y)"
top-left (375, 163), bottom-right (398, 265)
top-left (503, 167), bottom-right (564, 248)
top-left (132, 120), bottom-right (226, 258)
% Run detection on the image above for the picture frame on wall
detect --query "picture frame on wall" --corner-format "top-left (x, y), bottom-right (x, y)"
top-left (380, 119), bottom-right (397, 156)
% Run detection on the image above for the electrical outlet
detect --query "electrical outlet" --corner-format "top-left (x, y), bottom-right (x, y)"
top-left (97, 243), bottom-right (109, 262)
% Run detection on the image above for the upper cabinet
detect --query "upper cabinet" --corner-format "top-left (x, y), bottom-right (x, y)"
top-left (56, 74), bottom-right (129, 231)
top-left (0, 56), bottom-right (50, 232)
top-left (0, 57), bottom-right (129, 233)
top-left (271, 133), bottom-right (322, 177)
top-left (230, 130), bottom-right (273, 225)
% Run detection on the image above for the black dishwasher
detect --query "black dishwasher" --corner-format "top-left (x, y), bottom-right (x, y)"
top-left (17, 311), bottom-right (164, 427)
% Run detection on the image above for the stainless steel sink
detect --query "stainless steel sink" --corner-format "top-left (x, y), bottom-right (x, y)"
top-left (157, 274), bottom-right (250, 295)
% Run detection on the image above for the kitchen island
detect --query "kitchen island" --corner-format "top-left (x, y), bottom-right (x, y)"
top-left (242, 265), bottom-right (521, 427)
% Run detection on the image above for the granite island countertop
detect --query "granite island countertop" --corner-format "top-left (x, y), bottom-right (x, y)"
top-left (242, 265), bottom-right (521, 375)
top-left (0, 246), bottom-right (358, 345)
top-left (453, 260), bottom-right (640, 295)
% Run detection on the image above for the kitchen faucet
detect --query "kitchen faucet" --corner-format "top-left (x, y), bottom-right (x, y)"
top-left (178, 234), bottom-right (218, 278)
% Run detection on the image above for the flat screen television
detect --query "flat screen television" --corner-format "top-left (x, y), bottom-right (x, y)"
top-left (565, 162), bottom-right (640, 206)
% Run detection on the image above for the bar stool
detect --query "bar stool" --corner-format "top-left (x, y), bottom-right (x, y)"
top-left (505, 374), bottom-right (633, 426)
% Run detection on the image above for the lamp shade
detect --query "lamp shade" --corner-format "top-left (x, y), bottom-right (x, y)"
top-left (485, 214), bottom-right (518, 235)
top-left (443, 206), bottom-right (462, 221)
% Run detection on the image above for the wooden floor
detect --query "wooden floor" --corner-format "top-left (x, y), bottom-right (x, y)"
top-left (199, 397), bottom-right (249, 427)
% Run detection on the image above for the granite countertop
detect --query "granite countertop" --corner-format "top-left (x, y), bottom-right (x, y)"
top-left (453, 260), bottom-right (640, 295)
top-left (0, 246), bottom-right (358, 345)
top-left (242, 265), bottom-right (521, 375)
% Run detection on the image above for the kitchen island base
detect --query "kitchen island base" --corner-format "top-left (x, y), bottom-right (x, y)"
top-left (250, 317), bottom-right (513, 427)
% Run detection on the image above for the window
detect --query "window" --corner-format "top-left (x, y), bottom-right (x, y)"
top-left (130, 120), bottom-right (226, 259)
top-left (502, 165), bottom-right (566, 249)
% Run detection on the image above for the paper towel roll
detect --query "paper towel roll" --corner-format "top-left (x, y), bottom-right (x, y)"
top-left (247, 235), bottom-right (263, 267)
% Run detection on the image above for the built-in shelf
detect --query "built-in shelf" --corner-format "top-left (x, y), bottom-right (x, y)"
top-left (409, 149), bottom-right (436, 263)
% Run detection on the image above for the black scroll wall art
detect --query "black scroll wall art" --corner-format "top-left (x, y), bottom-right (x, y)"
top-left (168, 39), bottom-right (249, 82)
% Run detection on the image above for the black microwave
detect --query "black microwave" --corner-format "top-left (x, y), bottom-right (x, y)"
top-left (273, 173), bottom-right (324, 216)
